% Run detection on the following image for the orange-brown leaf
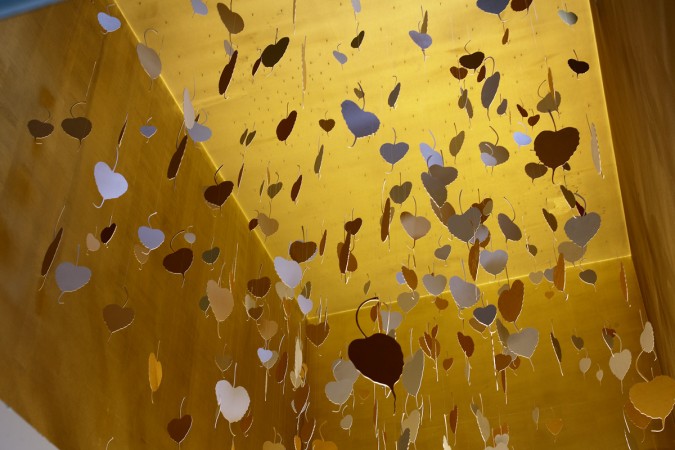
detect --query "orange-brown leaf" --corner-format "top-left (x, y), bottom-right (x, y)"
top-left (469, 240), bottom-right (480, 280)
top-left (553, 253), bottom-right (565, 292)
top-left (401, 265), bottom-right (418, 290)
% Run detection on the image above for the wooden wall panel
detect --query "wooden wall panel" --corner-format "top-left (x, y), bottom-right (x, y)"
top-left (590, 0), bottom-right (675, 376)
top-left (307, 257), bottom-right (675, 448)
top-left (0, 1), bottom-right (296, 448)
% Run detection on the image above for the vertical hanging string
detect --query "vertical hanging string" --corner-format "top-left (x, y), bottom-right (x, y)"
top-left (38, 204), bottom-right (66, 291)
top-left (63, 52), bottom-right (103, 239)
top-left (84, 60), bottom-right (98, 103)
top-left (142, 89), bottom-right (164, 216)
top-left (106, 114), bottom-right (128, 225)
top-left (120, 250), bottom-right (133, 298)
top-left (208, 214), bottom-right (219, 271)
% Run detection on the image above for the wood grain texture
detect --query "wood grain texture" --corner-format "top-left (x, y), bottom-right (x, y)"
top-left (0, 1), bottom-right (297, 448)
top-left (307, 257), bottom-right (675, 448)
top-left (590, 0), bottom-right (675, 377)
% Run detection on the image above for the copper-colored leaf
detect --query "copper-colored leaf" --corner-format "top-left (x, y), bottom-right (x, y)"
top-left (218, 51), bottom-right (238, 96)
top-left (41, 228), bottom-right (63, 277)
top-left (167, 414), bottom-right (192, 444)
top-left (247, 305), bottom-right (263, 321)
top-left (299, 415), bottom-right (315, 442)
top-left (502, 28), bottom-right (509, 45)
top-left (431, 200), bottom-right (455, 224)
top-left (237, 162), bottom-right (244, 187)
top-left (551, 332), bottom-right (562, 363)
top-left (449, 405), bottom-right (458, 434)
top-left (479, 231), bottom-right (491, 248)
top-left (553, 253), bottom-right (566, 292)
top-left (239, 407), bottom-right (254, 435)
top-left (468, 240), bottom-right (480, 281)
top-left (545, 418), bottom-right (563, 437)
top-left (381, 198), bottom-right (391, 242)
top-left (422, 332), bottom-right (440, 359)
top-left (623, 401), bottom-right (651, 430)
top-left (281, 298), bottom-right (293, 318)
top-left (247, 277), bottom-right (271, 298)
top-left (289, 240), bottom-right (317, 264)
top-left (102, 304), bottom-right (134, 334)
top-left (469, 317), bottom-right (486, 333)
top-left (275, 351), bottom-right (288, 383)
top-left (344, 218), bottom-right (363, 235)
top-left (511, 0), bottom-right (533, 11)
top-left (167, 135), bottom-right (188, 180)
top-left (338, 235), bottom-right (350, 274)
top-left (369, 302), bottom-right (380, 322)
top-left (314, 145), bottom-right (324, 176)
top-left (319, 119), bottom-right (335, 133)
top-left (401, 265), bottom-right (418, 290)
top-left (290, 174), bottom-right (302, 202)
top-left (204, 180), bottom-right (234, 208)
top-left (495, 353), bottom-right (512, 371)
top-left (473, 197), bottom-right (493, 220)
top-left (629, 375), bottom-right (675, 423)
top-left (516, 104), bottom-right (528, 118)
top-left (319, 229), bottom-right (327, 256)
top-left (216, 2), bottom-right (244, 34)
top-left (306, 321), bottom-right (330, 347)
top-left (542, 208), bottom-right (558, 232)
top-left (434, 296), bottom-right (449, 310)
top-left (525, 162), bottom-right (548, 181)
top-left (477, 64), bottom-right (486, 82)
top-left (457, 332), bottom-right (474, 357)
top-left (560, 185), bottom-right (576, 208)
top-left (449, 130), bottom-right (465, 158)
top-left (292, 383), bottom-right (310, 415)
top-left (497, 279), bottom-right (524, 323)
top-left (276, 110), bottom-right (297, 142)
top-left (510, 356), bottom-right (521, 370)
top-left (534, 128), bottom-right (580, 178)
top-left (419, 333), bottom-right (432, 359)
top-left (149, 352), bottom-right (162, 395)
top-left (450, 66), bottom-right (468, 80)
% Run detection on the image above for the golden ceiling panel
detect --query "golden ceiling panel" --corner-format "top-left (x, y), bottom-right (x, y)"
top-left (115, 0), bottom-right (629, 313)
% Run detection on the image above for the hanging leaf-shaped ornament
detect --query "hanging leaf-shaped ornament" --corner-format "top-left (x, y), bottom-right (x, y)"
top-left (136, 29), bottom-right (162, 80)
top-left (217, 2), bottom-right (245, 34)
top-left (348, 298), bottom-right (404, 412)
top-left (149, 344), bottom-right (163, 403)
top-left (409, 9), bottom-right (432, 58)
top-left (534, 127), bottom-right (580, 182)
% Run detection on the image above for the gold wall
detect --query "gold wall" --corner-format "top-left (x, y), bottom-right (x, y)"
top-left (0, 1), bottom-right (297, 448)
